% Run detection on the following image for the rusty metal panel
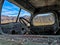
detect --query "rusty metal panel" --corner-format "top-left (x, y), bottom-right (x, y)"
top-left (0, 35), bottom-right (60, 45)
top-left (29, 0), bottom-right (60, 8)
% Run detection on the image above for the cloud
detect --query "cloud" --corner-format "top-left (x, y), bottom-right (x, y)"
top-left (20, 9), bottom-right (31, 17)
top-left (1, 0), bottom-right (31, 17)
top-left (1, 0), bottom-right (19, 16)
top-left (2, 10), bottom-right (19, 16)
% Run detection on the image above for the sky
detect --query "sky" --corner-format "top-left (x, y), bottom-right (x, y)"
top-left (1, 0), bottom-right (51, 17)
top-left (1, 0), bottom-right (31, 17)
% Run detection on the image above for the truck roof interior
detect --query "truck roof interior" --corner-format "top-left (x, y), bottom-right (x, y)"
top-left (8, 0), bottom-right (60, 14)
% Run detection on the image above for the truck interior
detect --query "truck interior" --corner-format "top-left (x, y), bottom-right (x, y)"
top-left (0, 0), bottom-right (60, 45)
top-left (0, 0), bottom-right (60, 35)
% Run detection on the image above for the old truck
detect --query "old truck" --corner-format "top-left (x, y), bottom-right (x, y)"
top-left (0, 0), bottom-right (60, 45)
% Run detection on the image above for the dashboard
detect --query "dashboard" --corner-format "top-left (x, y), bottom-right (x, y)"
top-left (1, 22), bottom-right (27, 35)
top-left (1, 22), bottom-right (58, 35)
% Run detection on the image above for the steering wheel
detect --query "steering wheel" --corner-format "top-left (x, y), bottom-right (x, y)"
top-left (19, 17), bottom-right (30, 26)
top-left (19, 17), bottom-right (30, 35)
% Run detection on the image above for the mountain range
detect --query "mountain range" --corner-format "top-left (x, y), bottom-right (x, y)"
top-left (1, 15), bottom-right (30, 24)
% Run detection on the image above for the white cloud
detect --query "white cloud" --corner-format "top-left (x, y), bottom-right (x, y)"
top-left (2, 9), bottom-right (19, 16)
top-left (2, 2), bottom-right (30, 17)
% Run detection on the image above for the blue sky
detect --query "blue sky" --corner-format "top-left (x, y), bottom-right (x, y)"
top-left (1, 0), bottom-right (31, 17)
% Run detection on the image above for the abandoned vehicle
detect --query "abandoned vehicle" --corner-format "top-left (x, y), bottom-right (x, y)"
top-left (0, 0), bottom-right (60, 45)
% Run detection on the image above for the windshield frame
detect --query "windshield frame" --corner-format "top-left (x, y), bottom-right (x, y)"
top-left (1, 0), bottom-right (20, 24)
top-left (0, 0), bottom-right (4, 24)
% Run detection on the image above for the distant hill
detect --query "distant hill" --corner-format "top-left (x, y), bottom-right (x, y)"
top-left (1, 15), bottom-right (30, 24)
top-left (1, 15), bottom-right (16, 23)
top-left (1, 15), bottom-right (16, 20)
top-left (23, 15), bottom-right (30, 21)
top-left (1, 15), bottom-right (54, 25)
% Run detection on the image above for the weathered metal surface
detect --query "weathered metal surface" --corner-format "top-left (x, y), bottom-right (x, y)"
top-left (9, 0), bottom-right (60, 8)
top-left (29, 0), bottom-right (60, 7)
top-left (0, 35), bottom-right (60, 45)
top-left (29, 0), bottom-right (56, 8)
top-left (8, 0), bottom-right (35, 14)
top-left (8, 0), bottom-right (60, 14)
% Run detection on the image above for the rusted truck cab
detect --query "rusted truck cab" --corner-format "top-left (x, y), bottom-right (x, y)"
top-left (0, 0), bottom-right (60, 45)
